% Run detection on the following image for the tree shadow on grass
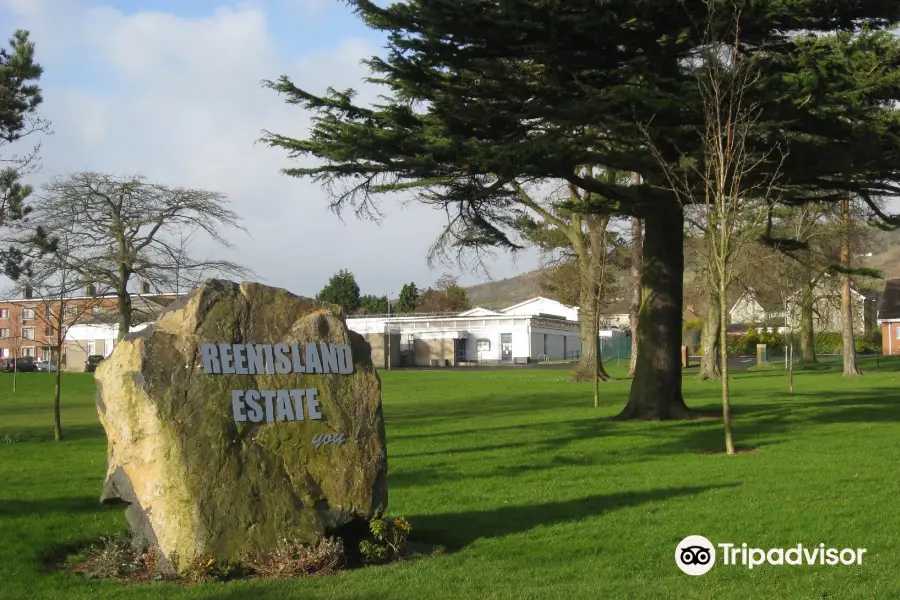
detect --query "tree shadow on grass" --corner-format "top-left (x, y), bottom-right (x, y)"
top-left (640, 386), bottom-right (900, 455)
top-left (389, 416), bottom-right (646, 461)
top-left (385, 391), bottom-right (588, 427)
top-left (388, 454), bottom-right (662, 490)
top-left (412, 483), bottom-right (740, 549)
top-left (4, 422), bottom-right (108, 443)
top-left (0, 495), bottom-right (110, 518)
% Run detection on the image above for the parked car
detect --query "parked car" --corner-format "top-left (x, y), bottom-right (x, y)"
top-left (2, 356), bottom-right (37, 372)
top-left (85, 354), bottom-right (106, 372)
top-left (35, 360), bottom-right (58, 372)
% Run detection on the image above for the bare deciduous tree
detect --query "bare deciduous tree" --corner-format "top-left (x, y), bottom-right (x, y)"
top-left (5, 217), bottom-right (107, 439)
top-left (645, 5), bottom-right (783, 454)
top-left (839, 197), bottom-right (861, 376)
top-left (23, 173), bottom-right (252, 340)
top-left (4, 333), bottom-right (25, 392)
top-left (517, 174), bottom-right (628, 394)
top-left (156, 225), bottom-right (231, 295)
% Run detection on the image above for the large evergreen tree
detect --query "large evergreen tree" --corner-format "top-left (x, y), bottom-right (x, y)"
top-left (359, 294), bottom-right (390, 314)
top-left (395, 282), bottom-right (420, 313)
top-left (263, 0), bottom-right (900, 419)
top-left (317, 269), bottom-right (362, 314)
top-left (1, 29), bottom-right (51, 280)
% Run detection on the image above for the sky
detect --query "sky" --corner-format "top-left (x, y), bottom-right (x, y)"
top-left (0, 0), bottom-right (541, 299)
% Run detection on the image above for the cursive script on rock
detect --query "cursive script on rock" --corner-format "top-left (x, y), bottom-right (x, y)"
top-left (313, 433), bottom-right (347, 450)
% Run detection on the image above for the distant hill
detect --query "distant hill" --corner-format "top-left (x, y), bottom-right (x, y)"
top-left (464, 270), bottom-right (544, 308)
top-left (465, 225), bottom-right (900, 313)
top-left (464, 268), bottom-right (631, 312)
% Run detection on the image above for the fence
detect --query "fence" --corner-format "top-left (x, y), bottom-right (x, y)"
top-left (600, 337), bottom-right (632, 365)
top-left (562, 337), bottom-right (632, 364)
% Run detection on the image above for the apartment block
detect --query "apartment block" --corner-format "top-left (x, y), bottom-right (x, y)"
top-left (0, 282), bottom-right (179, 363)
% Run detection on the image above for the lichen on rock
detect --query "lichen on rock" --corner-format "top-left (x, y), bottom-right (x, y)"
top-left (95, 279), bottom-right (388, 571)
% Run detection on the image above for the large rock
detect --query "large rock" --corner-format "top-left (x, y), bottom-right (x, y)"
top-left (95, 280), bottom-right (388, 570)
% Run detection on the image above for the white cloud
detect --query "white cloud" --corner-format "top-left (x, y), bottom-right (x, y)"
top-left (0, 0), bottom-right (539, 297)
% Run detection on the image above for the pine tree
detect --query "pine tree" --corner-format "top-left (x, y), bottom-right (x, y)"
top-left (263, 1), bottom-right (900, 419)
top-left (395, 283), bottom-right (420, 314)
top-left (317, 269), bottom-right (361, 314)
top-left (1, 29), bottom-right (52, 279)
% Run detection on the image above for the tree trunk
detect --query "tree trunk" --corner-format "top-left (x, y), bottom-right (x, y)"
top-left (788, 329), bottom-right (794, 394)
top-left (799, 285), bottom-right (816, 363)
top-left (617, 202), bottom-right (691, 420)
top-left (54, 299), bottom-right (64, 441)
top-left (576, 215), bottom-right (612, 383)
top-left (698, 289), bottom-right (721, 380)
top-left (593, 310), bottom-right (601, 408)
top-left (629, 212), bottom-right (643, 376)
top-left (840, 197), bottom-right (861, 376)
top-left (719, 277), bottom-right (734, 454)
top-left (117, 288), bottom-right (133, 341)
top-left (577, 261), bottom-right (612, 383)
top-left (53, 362), bottom-right (62, 440)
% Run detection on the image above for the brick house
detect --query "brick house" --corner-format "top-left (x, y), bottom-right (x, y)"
top-left (878, 279), bottom-right (900, 355)
top-left (0, 282), bottom-right (179, 364)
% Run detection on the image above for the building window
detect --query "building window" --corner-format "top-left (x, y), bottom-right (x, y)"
top-left (41, 346), bottom-right (51, 361)
top-left (22, 327), bottom-right (35, 340)
top-left (87, 340), bottom-right (95, 355)
top-left (0, 328), bottom-right (8, 338)
top-left (65, 307), bottom-right (77, 318)
top-left (0, 308), bottom-right (7, 319)
top-left (23, 346), bottom-right (35, 357)
top-left (45, 325), bottom-right (53, 337)
top-left (22, 308), bottom-right (35, 320)
top-left (476, 338), bottom-right (491, 352)
top-left (0, 348), bottom-right (8, 358)
top-left (92, 305), bottom-right (100, 314)
top-left (45, 305), bottom-right (51, 318)
top-left (895, 325), bottom-right (900, 340)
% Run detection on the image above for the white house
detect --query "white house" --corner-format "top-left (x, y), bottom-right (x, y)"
top-left (729, 289), bottom-right (786, 328)
top-left (63, 322), bottom-right (151, 372)
top-left (497, 297), bottom-right (580, 321)
top-left (493, 295), bottom-right (631, 328)
top-left (728, 282), bottom-right (873, 335)
top-left (347, 296), bottom-right (583, 367)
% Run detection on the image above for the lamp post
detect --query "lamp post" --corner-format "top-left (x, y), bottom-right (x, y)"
top-left (385, 296), bottom-right (393, 371)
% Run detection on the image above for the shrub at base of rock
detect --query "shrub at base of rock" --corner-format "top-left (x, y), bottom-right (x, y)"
top-left (94, 280), bottom-right (388, 572)
top-left (243, 537), bottom-right (346, 578)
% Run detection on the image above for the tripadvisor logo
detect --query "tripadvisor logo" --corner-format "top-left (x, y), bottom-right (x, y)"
top-left (676, 535), bottom-right (716, 576)
top-left (675, 535), bottom-right (867, 575)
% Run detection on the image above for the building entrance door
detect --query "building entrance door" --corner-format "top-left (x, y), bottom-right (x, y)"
top-left (500, 333), bottom-right (512, 362)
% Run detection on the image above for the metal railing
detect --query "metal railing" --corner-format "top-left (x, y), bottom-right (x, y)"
top-left (350, 310), bottom-right (494, 319)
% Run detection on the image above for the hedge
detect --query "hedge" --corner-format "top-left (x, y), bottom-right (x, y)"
top-left (721, 328), bottom-right (882, 356)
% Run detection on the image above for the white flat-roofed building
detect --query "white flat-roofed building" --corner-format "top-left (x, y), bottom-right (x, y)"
top-left (347, 296), bottom-right (583, 368)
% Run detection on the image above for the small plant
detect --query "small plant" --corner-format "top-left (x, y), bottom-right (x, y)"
top-left (0, 433), bottom-right (21, 444)
top-left (71, 533), bottom-right (136, 579)
top-left (244, 537), bottom-right (345, 578)
top-left (179, 555), bottom-right (220, 584)
top-left (359, 516), bottom-right (412, 563)
top-left (69, 533), bottom-right (176, 582)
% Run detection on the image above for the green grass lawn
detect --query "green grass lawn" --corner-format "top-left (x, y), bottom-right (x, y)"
top-left (2, 358), bottom-right (900, 599)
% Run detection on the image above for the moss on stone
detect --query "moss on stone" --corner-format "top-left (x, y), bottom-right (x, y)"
top-left (95, 280), bottom-right (388, 571)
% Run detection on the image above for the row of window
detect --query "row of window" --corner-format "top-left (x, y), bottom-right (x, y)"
top-left (0, 346), bottom-right (52, 360)
top-left (0, 326), bottom-right (58, 339)
top-left (0, 340), bottom-right (103, 360)
top-left (0, 306), bottom-right (101, 320)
